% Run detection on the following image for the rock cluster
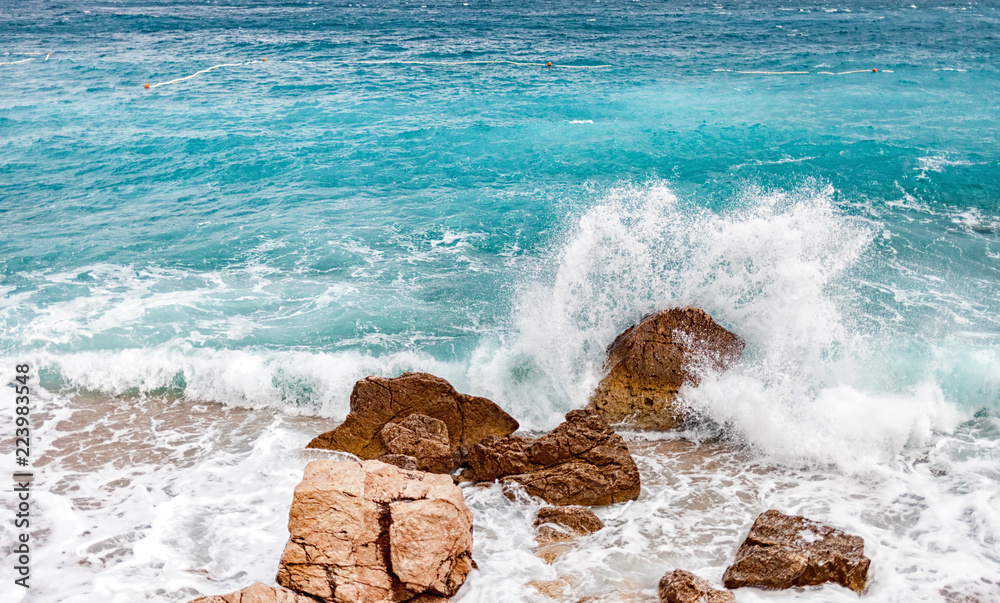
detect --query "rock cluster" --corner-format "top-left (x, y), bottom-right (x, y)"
top-left (188, 309), bottom-right (876, 603)
top-left (465, 409), bottom-right (641, 506)
top-left (722, 509), bottom-right (871, 594)
top-left (307, 372), bottom-right (520, 472)
top-left (588, 307), bottom-right (744, 429)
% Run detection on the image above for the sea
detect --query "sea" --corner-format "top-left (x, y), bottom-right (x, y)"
top-left (1, 0), bottom-right (998, 601)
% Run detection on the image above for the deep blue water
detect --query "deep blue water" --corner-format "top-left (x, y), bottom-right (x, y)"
top-left (1, 0), bottom-right (998, 420)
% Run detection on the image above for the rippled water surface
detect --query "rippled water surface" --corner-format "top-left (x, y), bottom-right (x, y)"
top-left (1, 1), bottom-right (998, 601)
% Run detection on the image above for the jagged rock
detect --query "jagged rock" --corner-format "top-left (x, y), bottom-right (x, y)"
top-left (588, 308), bottom-right (744, 429)
top-left (378, 453), bottom-right (420, 471)
top-left (379, 414), bottom-right (454, 474)
top-left (723, 509), bottom-right (870, 594)
top-left (188, 582), bottom-right (317, 603)
top-left (534, 506), bottom-right (604, 545)
top-left (307, 373), bottom-right (519, 468)
top-left (276, 459), bottom-right (474, 603)
top-left (658, 570), bottom-right (735, 603)
top-left (465, 409), bottom-right (640, 506)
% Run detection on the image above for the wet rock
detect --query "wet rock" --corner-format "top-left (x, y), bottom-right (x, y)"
top-left (575, 592), bottom-right (651, 603)
top-left (658, 570), bottom-right (735, 603)
top-left (276, 459), bottom-right (474, 603)
top-left (466, 409), bottom-right (640, 506)
top-left (534, 542), bottom-right (573, 564)
top-left (722, 509), bottom-right (870, 594)
top-left (378, 453), bottom-right (420, 471)
top-left (306, 372), bottom-right (519, 468)
top-left (380, 414), bottom-right (454, 474)
top-left (528, 579), bottom-right (571, 600)
top-left (534, 506), bottom-right (604, 545)
top-left (188, 582), bottom-right (317, 603)
top-left (587, 308), bottom-right (744, 429)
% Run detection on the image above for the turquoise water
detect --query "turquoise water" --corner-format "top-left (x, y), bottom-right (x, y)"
top-left (1, 3), bottom-right (1000, 601)
top-left (3, 1), bottom-right (999, 422)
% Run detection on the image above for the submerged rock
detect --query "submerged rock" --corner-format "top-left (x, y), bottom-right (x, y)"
top-left (534, 505), bottom-right (605, 545)
top-left (306, 372), bottom-right (519, 471)
top-left (722, 509), bottom-right (870, 594)
top-left (276, 459), bottom-right (474, 603)
top-left (466, 409), bottom-right (640, 506)
top-left (188, 582), bottom-right (317, 603)
top-left (587, 307), bottom-right (744, 429)
top-left (658, 570), bottom-right (735, 603)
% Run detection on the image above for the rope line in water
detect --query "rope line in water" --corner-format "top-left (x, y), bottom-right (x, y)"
top-left (357, 59), bottom-right (612, 69)
top-left (0, 58), bottom-right (36, 66)
top-left (738, 70), bottom-right (809, 75)
top-left (147, 61), bottom-right (254, 88)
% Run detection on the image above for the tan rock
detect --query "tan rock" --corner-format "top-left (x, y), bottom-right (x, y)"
top-left (276, 459), bottom-right (474, 603)
top-left (535, 543), bottom-right (573, 564)
top-left (528, 579), bottom-right (571, 600)
top-left (466, 409), bottom-right (640, 506)
top-left (307, 373), bottom-right (519, 464)
top-left (658, 570), bottom-right (734, 603)
top-left (722, 509), bottom-right (870, 594)
top-left (380, 414), bottom-right (455, 474)
top-left (588, 308), bottom-right (744, 429)
top-left (188, 582), bottom-right (317, 603)
top-left (534, 506), bottom-right (604, 545)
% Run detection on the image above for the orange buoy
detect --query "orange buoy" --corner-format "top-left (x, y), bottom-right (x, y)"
top-left (547, 61), bottom-right (552, 69)
top-left (144, 83), bottom-right (149, 89)
top-left (263, 58), bottom-right (266, 62)
top-left (873, 68), bottom-right (877, 72)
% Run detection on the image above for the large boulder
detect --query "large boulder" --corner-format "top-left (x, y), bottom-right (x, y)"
top-left (722, 509), bottom-right (870, 594)
top-left (587, 308), bottom-right (744, 429)
top-left (465, 409), bottom-right (640, 506)
top-left (189, 582), bottom-right (317, 603)
top-left (307, 373), bottom-right (519, 471)
top-left (276, 459), bottom-right (474, 603)
top-left (658, 570), bottom-right (735, 603)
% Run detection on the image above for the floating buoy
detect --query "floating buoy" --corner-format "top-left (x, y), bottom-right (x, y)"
top-left (873, 68), bottom-right (877, 72)
top-left (547, 61), bottom-right (552, 69)
top-left (262, 58), bottom-right (266, 62)
top-left (144, 83), bottom-right (149, 89)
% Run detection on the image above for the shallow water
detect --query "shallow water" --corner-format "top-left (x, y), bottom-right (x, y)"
top-left (2, 0), bottom-right (999, 601)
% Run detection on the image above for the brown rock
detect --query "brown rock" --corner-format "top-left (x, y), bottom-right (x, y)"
top-left (588, 308), bottom-right (744, 429)
top-left (276, 459), bottom-right (474, 603)
top-left (380, 414), bottom-right (454, 473)
top-left (188, 582), bottom-right (317, 603)
top-left (722, 509), bottom-right (870, 594)
top-left (465, 409), bottom-right (640, 506)
top-left (307, 373), bottom-right (519, 466)
top-left (534, 506), bottom-right (604, 545)
top-left (378, 453), bottom-right (420, 471)
top-left (658, 570), bottom-right (734, 603)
